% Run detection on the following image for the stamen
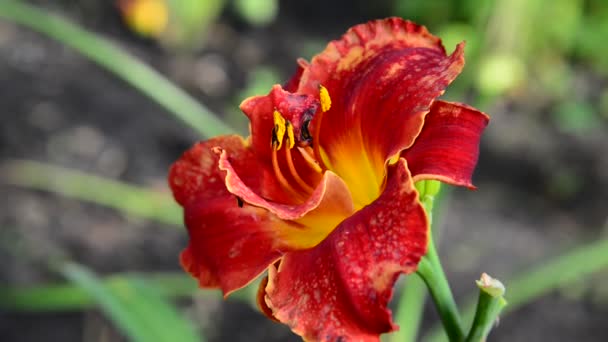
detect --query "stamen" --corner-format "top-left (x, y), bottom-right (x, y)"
top-left (312, 112), bottom-right (326, 168)
top-left (270, 109), bottom-right (311, 198)
top-left (272, 110), bottom-right (287, 150)
top-left (284, 146), bottom-right (315, 193)
top-left (272, 148), bottom-right (302, 199)
top-left (319, 84), bottom-right (332, 112)
top-left (285, 121), bottom-right (295, 149)
top-left (297, 146), bottom-right (323, 173)
top-left (311, 84), bottom-right (332, 169)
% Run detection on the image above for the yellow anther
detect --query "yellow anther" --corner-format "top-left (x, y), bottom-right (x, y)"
top-left (286, 122), bottom-right (295, 149)
top-left (272, 110), bottom-right (286, 150)
top-left (319, 84), bottom-right (332, 112)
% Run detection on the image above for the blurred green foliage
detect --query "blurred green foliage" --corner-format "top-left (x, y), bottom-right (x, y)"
top-left (165, 0), bottom-right (226, 47)
top-left (61, 263), bottom-right (203, 342)
top-left (233, 0), bottom-right (279, 26)
top-left (1, 160), bottom-right (182, 226)
top-left (225, 66), bottom-right (281, 134)
top-left (395, 0), bottom-right (607, 132)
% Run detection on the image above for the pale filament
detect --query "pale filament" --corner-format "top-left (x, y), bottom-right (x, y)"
top-left (284, 146), bottom-right (315, 193)
top-left (297, 146), bottom-right (323, 173)
top-left (271, 109), bottom-right (325, 198)
top-left (272, 147), bottom-right (305, 200)
top-left (312, 84), bottom-right (332, 170)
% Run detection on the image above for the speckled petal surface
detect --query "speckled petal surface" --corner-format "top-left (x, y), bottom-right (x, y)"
top-left (264, 159), bottom-right (428, 341)
top-left (170, 136), bottom-right (289, 295)
top-left (296, 18), bottom-right (466, 207)
top-left (180, 197), bottom-right (287, 296)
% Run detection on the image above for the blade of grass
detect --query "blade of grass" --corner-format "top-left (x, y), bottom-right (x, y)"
top-left (424, 237), bottom-right (608, 342)
top-left (391, 274), bottom-right (427, 342)
top-left (0, 0), bottom-right (235, 137)
top-left (0, 272), bottom-right (196, 312)
top-left (0, 159), bottom-right (182, 226)
top-left (60, 262), bottom-right (202, 342)
top-left (0, 271), bottom-right (256, 312)
top-left (110, 277), bottom-right (203, 342)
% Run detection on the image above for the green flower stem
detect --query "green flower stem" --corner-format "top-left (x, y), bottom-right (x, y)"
top-left (411, 181), bottom-right (464, 341)
top-left (464, 274), bottom-right (507, 342)
top-left (417, 238), bottom-right (466, 342)
top-left (0, 0), bottom-right (235, 137)
top-left (393, 183), bottom-right (451, 342)
top-left (425, 236), bottom-right (608, 342)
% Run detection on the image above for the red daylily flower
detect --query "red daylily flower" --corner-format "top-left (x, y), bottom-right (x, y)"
top-left (169, 17), bottom-right (489, 342)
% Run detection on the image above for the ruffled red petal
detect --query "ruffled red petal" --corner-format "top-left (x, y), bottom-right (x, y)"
top-left (169, 136), bottom-right (293, 295)
top-left (219, 148), bottom-right (352, 221)
top-left (403, 100), bottom-right (490, 188)
top-left (169, 136), bottom-right (244, 206)
top-left (219, 148), bottom-right (356, 249)
top-left (180, 197), bottom-right (287, 296)
top-left (264, 159), bottom-right (428, 341)
top-left (169, 135), bottom-right (288, 205)
top-left (295, 18), bottom-right (466, 207)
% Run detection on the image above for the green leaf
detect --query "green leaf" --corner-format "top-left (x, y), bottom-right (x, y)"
top-left (60, 263), bottom-right (203, 342)
top-left (0, 0), bottom-right (234, 137)
top-left (0, 160), bottom-right (182, 226)
top-left (0, 271), bottom-right (259, 312)
top-left (391, 274), bottom-right (427, 342)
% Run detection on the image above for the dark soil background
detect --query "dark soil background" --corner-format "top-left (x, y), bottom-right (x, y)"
top-left (1, 1), bottom-right (607, 341)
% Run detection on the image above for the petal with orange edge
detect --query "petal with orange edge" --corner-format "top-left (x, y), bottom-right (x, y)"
top-left (299, 18), bottom-right (466, 207)
top-left (169, 135), bottom-right (291, 295)
top-left (169, 135), bottom-right (292, 206)
top-left (168, 136), bottom-right (243, 206)
top-left (264, 159), bottom-right (428, 341)
top-left (403, 100), bottom-right (490, 188)
top-left (219, 148), bottom-right (355, 249)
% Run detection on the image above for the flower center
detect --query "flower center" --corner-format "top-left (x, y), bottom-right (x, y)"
top-left (271, 110), bottom-right (323, 201)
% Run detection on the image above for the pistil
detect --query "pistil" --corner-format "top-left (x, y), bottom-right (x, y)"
top-left (297, 146), bottom-right (323, 173)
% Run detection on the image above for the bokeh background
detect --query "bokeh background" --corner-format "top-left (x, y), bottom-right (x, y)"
top-left (1, 0), bottom-right (607, 341)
